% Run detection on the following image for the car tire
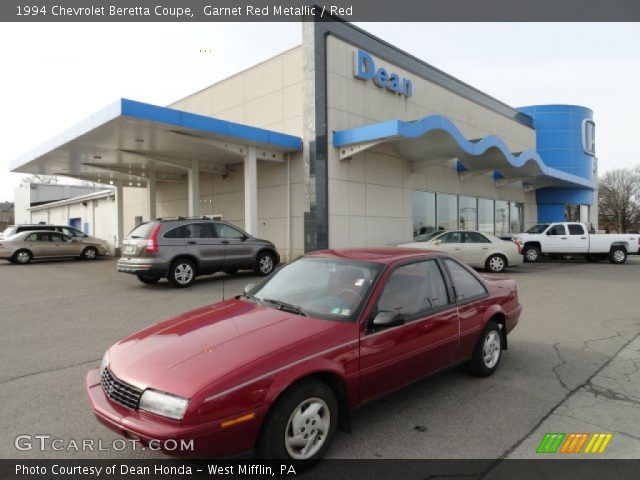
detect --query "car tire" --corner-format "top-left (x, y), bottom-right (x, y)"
top-left (223, 268), bottom-right (239, 275)
top-left (255, 251), bottom-right (276, 276)
top-left (523, 245), bottom-right (540, 263)
top-left (469, 321), bottom-right (502, 377)
top-left (485, 254), bottom-right (507, 273)
top-left (609, 247), bottom-right (627, 264)
top-left (13, 249), bottom-right (32, 265)
top-left (256, 378), bottom-right (338, 464)
top-left (81, 247), bottom-right (98, 260)
top-left (168, 259), bottom-right (196, 288)
top-left (137, 274), bottom-right (161, 285)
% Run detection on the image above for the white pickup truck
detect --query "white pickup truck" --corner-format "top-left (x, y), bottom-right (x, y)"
top-left (512, 222), bottom-right (640, 264)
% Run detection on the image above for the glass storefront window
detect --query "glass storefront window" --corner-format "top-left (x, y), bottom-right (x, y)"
top-left (478, 198), bottom-right (494, 235)
top-left (509, 202), bottom-right (524, 233)
top-left (459, 196), bottom-right (477, 230)
top-left (495, 200), bottom-right (509, 236)
top-left (412, 191), bottom-right (436, 238)
top-left (436, 193), bottom-right (458, 230)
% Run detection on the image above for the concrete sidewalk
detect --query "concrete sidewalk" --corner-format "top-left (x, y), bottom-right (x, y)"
top-left (507, 333), bottom-right (640, 458)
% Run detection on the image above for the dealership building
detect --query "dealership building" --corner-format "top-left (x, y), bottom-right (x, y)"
top-left (10, 21), bottom-right (598, 258)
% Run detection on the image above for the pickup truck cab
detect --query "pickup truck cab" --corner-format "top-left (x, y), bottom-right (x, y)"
top-left (513, 222), bottom-right (640, 264)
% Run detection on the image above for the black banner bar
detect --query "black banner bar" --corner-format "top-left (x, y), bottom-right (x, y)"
top-left (1, 0), bottom-right (640, 22)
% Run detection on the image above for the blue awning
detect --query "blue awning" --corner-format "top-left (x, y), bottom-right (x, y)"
top-left (333, 115), bottom-right (596, 190)
top-left (11, 99), bottom-right (302, 186)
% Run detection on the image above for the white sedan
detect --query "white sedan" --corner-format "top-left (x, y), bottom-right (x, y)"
top-left (398, 230), bottom-right (523, 273)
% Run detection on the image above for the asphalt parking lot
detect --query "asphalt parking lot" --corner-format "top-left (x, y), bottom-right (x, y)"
top-left (1, 255), bottom-right (639, 459)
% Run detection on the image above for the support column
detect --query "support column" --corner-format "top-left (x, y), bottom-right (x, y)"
top-left (188, 159), bottom-right (200, 217)
top-left (244, 146), bottom-right (258, 236)
top-left (115, 180), bottom-right (124, 256)
top-left (146, 169), bottom-right (157, 221)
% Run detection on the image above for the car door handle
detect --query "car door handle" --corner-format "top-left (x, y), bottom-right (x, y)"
top-left (186, 241), bottom-right (197, 245)
top-left (221, 240), bottom-right (229, 244)
top-left (580, 237), bottom-right (587, 240)
top-left (454, 248), bottom-right (461, 250)
top-left (560, 237), bottom-right (567, 240)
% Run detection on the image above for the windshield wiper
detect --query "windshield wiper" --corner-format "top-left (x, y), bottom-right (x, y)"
top-left (262, 298), bottom-right (308, 317)
top-left (236, 292), bottom-right (262, 305)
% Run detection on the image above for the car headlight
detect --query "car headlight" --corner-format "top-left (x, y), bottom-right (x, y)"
top-left (100, 350), bottom-right (110, 375)
top-left (139, 389), bottom-right (188, 420)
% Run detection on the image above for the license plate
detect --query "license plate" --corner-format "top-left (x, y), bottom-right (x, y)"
top-left (124, 245), bottom-right (135, 255)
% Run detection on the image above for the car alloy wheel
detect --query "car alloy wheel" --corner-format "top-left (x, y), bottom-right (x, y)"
top-left (284, 397), bottom-right (331, 460)
top-left (15, 250), bottom-right (31, 264)
top-left (83, 247), bottom-right (97, 260)
top-left (174, 263), bottom-right (194, 285)
top-left (487, 255), bottom-right (505, 273)
top-left (257, 253), bottom-right (275, 275)
top-left (482, 330), bottom-right (501, 369)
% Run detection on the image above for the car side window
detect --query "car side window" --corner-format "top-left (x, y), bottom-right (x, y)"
top-left (464, 232), bottom-right (491, 244)
top-left (62, 227), bottom-right (83, 237)
top-left (189, 223), bottom-right (218, 239)
top-left (443, 258), bottom-right (487, 302)
top-left (215, 224), bottom-right (246, 240)
top-left (568, 224), bottom-right (585, 235)
top-left (50, 233), bottom-right (67, 242)
top-left (439, 232), bottom-right (463, 243)
top-left (26, 233), bottom-right (39, 242)
top-left (164, 224), bottom-right (191, 239)
top-left (547, 224), bottom-right (566, 235)
top-left (376, 260), bottom-right (450, 321)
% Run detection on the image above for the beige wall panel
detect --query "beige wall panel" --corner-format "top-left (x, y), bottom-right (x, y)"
top-left (244, 91), bottom-right (284, 128)
top-left (365, 184), bottom-right (404, 218)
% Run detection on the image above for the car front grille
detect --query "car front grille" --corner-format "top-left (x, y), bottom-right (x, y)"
top-left (101, 367), bottom-right (143, 410)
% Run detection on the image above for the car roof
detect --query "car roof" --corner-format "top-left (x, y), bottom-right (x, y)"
top-left (307, 247), bottom-right (444, 264)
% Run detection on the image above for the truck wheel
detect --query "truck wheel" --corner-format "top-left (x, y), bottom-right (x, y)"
top-left (523, 245), bottom-right (540, 263)
top-left (609, 247), bottom-right (627, 264)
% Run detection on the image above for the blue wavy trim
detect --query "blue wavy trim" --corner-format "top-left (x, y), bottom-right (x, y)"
top-left (333, 115), bottom-right (596, 189)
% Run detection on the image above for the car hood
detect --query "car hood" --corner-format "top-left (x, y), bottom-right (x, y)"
top-left (108, 299), bottom-right (353, 398)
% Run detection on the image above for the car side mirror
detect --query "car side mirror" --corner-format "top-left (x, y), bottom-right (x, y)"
top-left (244, 283), bottom-right (255, 294)
top-left (372, 311), bottom-right (404, 329)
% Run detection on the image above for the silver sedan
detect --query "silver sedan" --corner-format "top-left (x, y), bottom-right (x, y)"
top-left (0, 230), bottom-right (108, 264)
top-left (398, 230), bottom-right (523, 273)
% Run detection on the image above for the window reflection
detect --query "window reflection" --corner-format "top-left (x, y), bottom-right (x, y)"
top-left (459, 196), bottom-right (477, 230)
top-left (478, 198), bottom-right (494, 235)
top-left (495, 200), bottom-right (509, 236)
top-left (436, 193), bottom-right (457, 230)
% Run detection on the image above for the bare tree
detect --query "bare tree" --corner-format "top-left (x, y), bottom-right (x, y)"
top-left (20, 174), bottom-right (60, 185)
top-left (598, 167), bottom-right (640, 233)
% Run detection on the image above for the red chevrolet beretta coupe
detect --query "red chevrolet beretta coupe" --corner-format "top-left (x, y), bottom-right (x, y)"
top-left (86, 248), bottom-right (522, 461)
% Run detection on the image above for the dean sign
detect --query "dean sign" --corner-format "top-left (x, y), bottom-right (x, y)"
top-left (353, 50), bottom-right (413, 98)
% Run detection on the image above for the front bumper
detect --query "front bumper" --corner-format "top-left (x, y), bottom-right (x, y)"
top-left (85, 369), bottom-right (263, 457)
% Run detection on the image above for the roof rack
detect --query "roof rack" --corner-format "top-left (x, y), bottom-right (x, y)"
top-left (155, 215), bottom-right (223, 221)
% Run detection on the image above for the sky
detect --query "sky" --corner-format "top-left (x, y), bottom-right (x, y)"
top-left (1, 22), bottom-right (639, 202)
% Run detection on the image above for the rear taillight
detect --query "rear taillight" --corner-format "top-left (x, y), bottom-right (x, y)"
top-left (145, 223), bottom-right (162, 254)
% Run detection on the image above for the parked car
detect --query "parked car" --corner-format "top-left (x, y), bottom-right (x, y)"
top-left (398, 230), bottom-right (523, 273)
top-left (1, 224), bottom-right (108, 247)
top-left (513, 222), bottom-right (640, 264)
top-left (0, 230), bottom-right (108, 264)
top-left (87, 248), bottom-right (522, 461)
top-left (117, 218), bottom-right (280, 288)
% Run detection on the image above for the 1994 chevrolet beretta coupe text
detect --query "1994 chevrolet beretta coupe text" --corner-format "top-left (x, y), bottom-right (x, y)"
top-left (86, 248), bottom-right (522, 462)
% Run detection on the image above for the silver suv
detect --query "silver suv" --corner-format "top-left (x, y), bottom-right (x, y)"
top-left (117, 218), bottom-right (280, 288)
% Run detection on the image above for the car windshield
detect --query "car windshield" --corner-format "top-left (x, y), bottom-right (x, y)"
top-left (249, 257), bottom-right (384, 322)
top-left (526, 224), bottom-right (550, 234)
top-left (1, 227), bottom-right (15, 238)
